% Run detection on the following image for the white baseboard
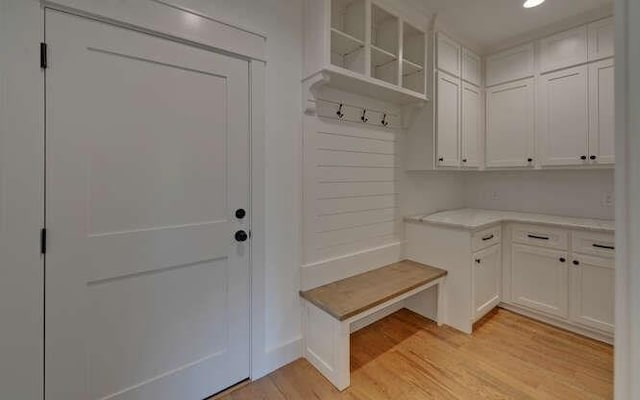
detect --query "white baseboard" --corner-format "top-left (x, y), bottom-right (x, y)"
top-left (499, 303), bottom-right (613, 345)
top-left (252, 336), bottom-right (302, 380)
top-left (300, 241), bottom-right (403, 290)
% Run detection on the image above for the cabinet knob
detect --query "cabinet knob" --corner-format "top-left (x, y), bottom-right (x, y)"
top-left (462, 159), bottom-right (468, 163)
top-left (590, 155), bottom-right (597, 160)
top-left (580, 155), bottom-right (587, 160)
top-left (572, 260), bottom-right (580, 266)
top-left (559, 257), bottom-right (566, 263)
top-left (475, 258), bottom-right (481, 264)
top-left (438, 157), bottom-right (444, 162)
top-left (527, 158), bottom-right (533, 163)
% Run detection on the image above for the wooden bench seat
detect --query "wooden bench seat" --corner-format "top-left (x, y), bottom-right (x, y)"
top-left (299, 259), bottom-right (447, 390)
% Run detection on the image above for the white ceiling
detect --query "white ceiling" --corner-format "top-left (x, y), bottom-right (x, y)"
top-left (409, 0), bottom-right (613, 53)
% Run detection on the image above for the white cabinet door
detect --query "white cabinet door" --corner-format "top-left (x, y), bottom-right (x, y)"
top-left (588, 17), bottom-right (615, 61)
top-left (485, 43), bottom-right (534, 87)
top-left (436, 32), bottom-right (461, 77)
top-left (473, 244), bottom-right (501, 320)
top-left (539, 25), bottom-right (588, 73)
top-left (436, 71), bottom-right (460, 167)
top-left (486, 79), bottom-right (535, 167)
top-left (462, 48), bottom-right (481, 86)
top-left (511, 244), bottom-right (569, 318)
top-left (539, 65), bottom-right (589, 166)
top-left (461, 83), bottom-right (482, 168)
top-left (570, 254), bottom-right (615, 334)
top-left (589, 58), bottom-right (615, 164)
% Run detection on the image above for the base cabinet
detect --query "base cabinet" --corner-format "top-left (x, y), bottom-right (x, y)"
top-left (473, 244), bottom-right (501, 319)
top-left (511, 244), bottom-right (569, 318)
top-left (569, 254), bottom-right (615, 334)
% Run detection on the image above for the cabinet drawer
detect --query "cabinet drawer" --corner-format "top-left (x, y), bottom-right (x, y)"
top-left (511, 224), bottom-right (568, 250)
top-left (472, 225), bottom-right (501, 251)
top-left (572, 231), bottom-right (615, 258)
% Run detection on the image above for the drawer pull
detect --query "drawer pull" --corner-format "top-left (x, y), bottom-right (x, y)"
top-left (482, 234), bottom-right (495, 241)
top-left (593, 243), bottom-right (615, 250)
top-left (527, 234), bottom-right (550, 240)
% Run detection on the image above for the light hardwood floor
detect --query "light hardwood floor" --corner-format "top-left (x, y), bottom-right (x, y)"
top-left (220, 308), bottom-right (613, 400)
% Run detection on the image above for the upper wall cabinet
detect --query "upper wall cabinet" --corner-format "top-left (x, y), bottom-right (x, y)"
top-left (461, 82), bottom-right (482, 167)
top-left (303, 0), bottom-right (428, 104)
top-left (436, 71), bottom-right (461, 167)
top-left (462, 48), bottom-right (482, 87)
top-left (588, 17), bottom-right (615, 61)
top-left (436, 33), bottom-right (461, 77)
top-left (539, 26), bottom-right (588, 73)
top-left (486, 79), bottom-right (535, 168)
top-left (538, 65), bottom-right (590, 166)
top-left (486, 44), bottom-right (535, 87)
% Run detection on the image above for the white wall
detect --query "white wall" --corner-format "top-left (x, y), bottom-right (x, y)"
top-left (463, 170), bottom-right (615, 220)
top-left (174, 0), bottom-right (304, 369)
top-left (400, 171), bottom-right (466, 216)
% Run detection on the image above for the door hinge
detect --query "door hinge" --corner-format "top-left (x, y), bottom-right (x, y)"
top-left (40, 42), bottom-right (48, 69)
top-left (40, 228), bottom-right (47, 255)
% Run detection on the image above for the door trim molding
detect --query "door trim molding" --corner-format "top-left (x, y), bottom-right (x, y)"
top-left (0, 2), bottom-right (269, 397)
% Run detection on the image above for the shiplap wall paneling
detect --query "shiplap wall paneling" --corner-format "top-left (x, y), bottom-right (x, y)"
top-left (303, 117), bottom-right (400, 264)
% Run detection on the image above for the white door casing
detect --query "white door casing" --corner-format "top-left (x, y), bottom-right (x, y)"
top-left (46, 10), bottom-right (251, 400)
top-left (589, 58), bottom-right (615, 164)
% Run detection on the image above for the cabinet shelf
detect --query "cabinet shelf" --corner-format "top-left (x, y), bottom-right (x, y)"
top-left (371, 45), bottom-right (397, 67)
top-left (402, 58), bottom-right (424, 76)
top-left (331, 28), bottom-right (364, 56)
top-left (305, 66), bottom-right (429, 105)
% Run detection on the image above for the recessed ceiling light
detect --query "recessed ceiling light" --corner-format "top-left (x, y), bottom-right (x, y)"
top-left (523, 0), bottom-right (545, 8)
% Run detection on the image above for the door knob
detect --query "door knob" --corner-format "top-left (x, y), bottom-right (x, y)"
top-left (235, 208), bottom-right (246, 219)
top-left (235, 230), bottom-right (249, 242)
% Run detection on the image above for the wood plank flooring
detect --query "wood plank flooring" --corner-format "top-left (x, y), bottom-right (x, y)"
top-left (220, 308), bottom-right (613, 400)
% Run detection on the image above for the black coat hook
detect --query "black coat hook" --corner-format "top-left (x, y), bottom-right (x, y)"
top-left (361, 109), bottom-right (368, 123)
top-left (381, 113), bottom-right (389, 127)
top-left (336, 103), bottom-right (345, 119)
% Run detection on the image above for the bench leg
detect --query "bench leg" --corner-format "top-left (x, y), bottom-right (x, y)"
top-left (437, 279), bottom-right (445, 326)
top-left (302, 300), bottom-right (351, 391)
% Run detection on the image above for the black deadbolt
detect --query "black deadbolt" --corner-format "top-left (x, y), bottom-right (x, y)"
top-left (235, 230), bottom-right (249, 242)
top-left (235, 208), bottom-right (246, 219)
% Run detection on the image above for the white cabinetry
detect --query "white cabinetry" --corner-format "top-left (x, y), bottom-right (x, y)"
top-left (434, 34), bottom-right (482, 170)
top-left (436, 71), bottom-right (461, 167)
top-left (461, 83), bottom-right (482, 167)
top-left (486, 79), bottom-right (535, 167)
top-left (485, 44), bottom-right (534, 87)
top-left (569, 254), bottom-right (615, 333)
top-left (539, 25), bottom-right (588, 73)
top-left (511, 244), bottom-right (569, 318)
top-left (462, 48), bottom-right (482, 86)
top-left (539, 65), bottom-right (590, 166)
top-left (588, 17), bottom-right (615, 61)
top-left (303, 0), bottom-right (428, 103)
top-left (505, 223), bottom-right (615, 341)
top-left (436, 33), bottom-right (460, 77)
top-left (473, 244), bottom-right (501, 319)
top-left (589, 58), bottom-right (615, 164)
top-left (405, 222), bottom-right (502, 334)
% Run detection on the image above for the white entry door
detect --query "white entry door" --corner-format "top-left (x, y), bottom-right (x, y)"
top-left (45, 10), bottom-right (251, 400)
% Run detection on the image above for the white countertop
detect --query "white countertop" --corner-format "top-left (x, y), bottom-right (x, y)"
top-left (405, 208), bottom-right (615, 232)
